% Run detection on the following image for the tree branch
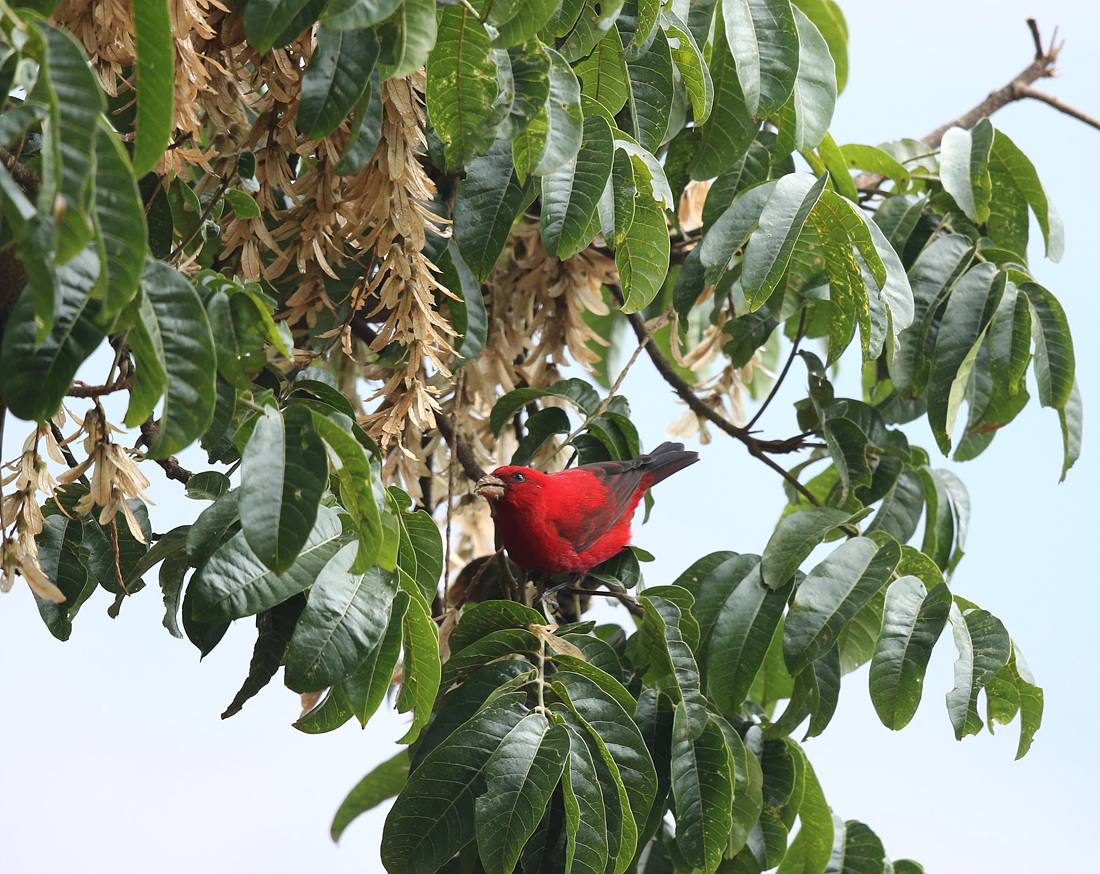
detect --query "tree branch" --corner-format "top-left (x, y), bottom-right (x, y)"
top-left (138, 419), bottom-right (194, 484)
top-left (624, 312), bottom-right (823, 507)
top-left (1012, 83), bottom-right (1100, 131)
top-left (854, 18), bottom-right (1083, 193)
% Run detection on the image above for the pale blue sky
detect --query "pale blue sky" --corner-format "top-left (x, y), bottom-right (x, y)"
top-left (2, 2), bottom-right (1097, 872)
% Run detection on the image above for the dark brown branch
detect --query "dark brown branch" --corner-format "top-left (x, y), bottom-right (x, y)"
top-left (437, 412), bottom-right (487, 483)
top-left (0, 145), bottom-right (41, 195)
top-left (624, 312), bottom-right (823, 507)
top-left (1013, 83), bottom-right (1100, 131)
top-left (855, 19), bottom-right (1074, 193)
top-left (66, 373), bottom-right (134, 398)
top-left (138, 419), bottom-right (194, 484)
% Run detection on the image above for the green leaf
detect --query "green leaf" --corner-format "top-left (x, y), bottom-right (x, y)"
top-left (331, 750), bottom-right (409, 842)
top-left (783, 537), bottom-right (900, 674)
top-left (189, 507), bottom-right (350, 621)
top-left (378, 0), bottom-right (437, 80)
top-left (868, 579), bottom-right (950, 729)
top-left (617, 180), bottom-right (670, 313)
top-left (335, 68), bottom-right (384, 174)
top-left (688, 19), bottom-right (756, 180)
top-left (490, 0), bottom-right (558, 47)
top-left (33, 515), bottom-right (96, 640)
top-left (298, 25), bottom-right (379, 139)
top-left (742, 173), bottom-right (828, 309)
top-left (638, 594), bottom-right (707, 738)
top-left (396, 504), bottom-right (444, 600)
top-left (723, 0), bottom-right (799, 117)
top-left (243, 0), bottom-right (324, 52)
top-left (557, 0), bottom-right (626, 63)
top-left (0, 246), bottom-right (103, 423)
top-left (706, 564), bottom-right (792, 713)
top-left (130, 259), bottom-right (216, 455)
top-left (575, 28), bottom-right (630, 120)
top-left (454, 140), bottom-right (526, 281)
top-left (665, 11), bottom-right (713, 125)
top-left (323, 0), bottom-right (401, 30)
top-left (840, 143), bottom-right (909, 190)
top-left (697, 181), bottom-right (777, 292)
top-left (221, 594), bottom-right (307, 718)
top-left (985, 644), bottom-right (1044, 760)
top-left (826, 820), bottom-right (885, 874)
top-left (553, 671), bottom-right (658, 834)
top-left (531, 46), bottom-right (583, 176)
top-left (939, 120), bottom-right (992, 223)
top-left (1058, 380), bottom-right (1082, 482)
top-left (284, 547), bottom-right (397, 692)
top-left (476, 713), bottom-right (570, 874)
top-left (1021, 281), bottom-right (1075, 410)
top-left (671, 711), bottom-right (734, 874)
top-left (561, 723), bottom-right (611, 874)
top-left (888, 233), bottom-right (974, 398)
top-left (793, 0), bottom-right (848, 92)
top-left (92, 120), bottom-right (146, 322)
top-left (946, 601), bottom-right (1011, 740)
top-left (36, 23), bottom-right (104, 267)
top-left (926, 263), bottom-right (1002, 454)
top-left (395, 574), bottom-right (440, 743)
top-left (426, 6), bottom-right (498, 169)
top-left (541, 113), bottom-right (614, 258)
top-left (489, 377), bottom-right (599, 435)
top-left (988, 129), bottom-right (1063, 260)
top-left (131, 0), bottom-right (174, 176)
top-left (380, 694), bottom-right (530, 874)
top-left (760, 507), bottom-right (850, 589)
top-left (789, 5), bottom-right (836, 150)
top-left (239, 404), bottom-right (328, 574)
top-left (311, 412), bottom-right (386, 573)
top-left (626, 27), bottom-right (675, 152)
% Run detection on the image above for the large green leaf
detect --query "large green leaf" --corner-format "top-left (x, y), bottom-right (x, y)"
top-left (985, 644), bottom-right (1044, 760)
top-left (476, 713), bottom-right (570, 874)
top-left (626, 27), bottom-right (674, 152)
top-left (783, 537), bottom-right (900, 674)
top-left (688, 19), bottom-right (756, 180)
top-left (381, 694), bottom-right (530, 874)
top-left (490, 0), bottom-right (558, 47)
top-left (541, 113), bottom-right (613, 258)
top-left (189, 507), bottom-right (350, 621)
top-left (426, 5), bottom-right (498, 169)
top-left (243, 0), bottom-right (326, 52)
top-left (489, 376), bottom-right (600, 434)
top-left (561, 722), bottom-right (611, 874)
top-left (531, 46), bottom-right (584, 176)
top-left (378, 0), bottom-right (437, 80)
top-left (322, 0), bottom-right (402, 29)
top-left (868, 578), bottom-right (950, 729)
top-left (793, 0), bottom-right (847, 91)
top-left (284, 549), bottom-right (397, 692)
top-left (638, 594), bottom-right (707, 738)
top-left (221, 594), bottom-right (306, 718)
top-left (789, 5), bottom-right (836, 149)
top-left (297, 25), bottom-right (378, 139)
top-left (0, 246), bottom-right (103, 423)
top-left (131, 261), bottom-right (218, 455)
top-left (723, 0), bottom-right (799, 117)
top-left (945, 601), bottom-right (1011, 740)
top-left (454, 139), bottom-right (527, 281)
top-left (239, 404), bottom-right (329, 574)
top-left (395, 573), bottom-right (440, 744)
top-left (665, 11), bottom-right (713, 124)
top-left (939, 119), bottom-right (992, 223)
top-left (671, 711), bottom-right (734, 874)
top-left (131, 0), bottom-right (175, 176)
top-left (706, 564), bottom-right (792, 713)
top-left (760, 507), bottom-right (850, 589)
top-left (1021, 281), bottom-right (1075, 410)
top-left (742, 173), bottom-right (828, 309)
top-left (617, 178), bottom-right (670, 313)
top-left (988, 129), bottom-right (1063, 260)
top-left (575, 28), bottom-right (630, 120)
top-left (93, 120), bottom-right (145, 323)
top-left (330, 750), bottom-right (409, 842)
top-left (926, 263), bottom-right (1002, 454)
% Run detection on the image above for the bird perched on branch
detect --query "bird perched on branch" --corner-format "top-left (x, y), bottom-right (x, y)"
top-left (474, 442), bottom-right (699, 574)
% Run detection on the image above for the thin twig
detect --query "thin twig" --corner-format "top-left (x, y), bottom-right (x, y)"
top-left (745, 309), bottom-right (805, 432)
top-left (1013, 84), bottom-right (1100, 131)
top-left (50, 422), bottom-right (90, 486)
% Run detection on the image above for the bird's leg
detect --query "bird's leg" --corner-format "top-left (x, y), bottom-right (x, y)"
top-left (534, 573), bottom-right (582, 606)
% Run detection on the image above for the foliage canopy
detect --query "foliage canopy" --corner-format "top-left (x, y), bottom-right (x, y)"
top-left (0, 1), bottom-right (1083, 873)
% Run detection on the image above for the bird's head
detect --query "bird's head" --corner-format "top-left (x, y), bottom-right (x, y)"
top-left (474, 466), bottom-right (546, 508)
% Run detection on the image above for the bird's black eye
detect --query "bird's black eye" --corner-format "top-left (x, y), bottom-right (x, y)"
top-left (512, 472), bottom-right (526, 483)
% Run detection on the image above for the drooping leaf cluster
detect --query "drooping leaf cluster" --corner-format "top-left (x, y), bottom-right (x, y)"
top-left (0, 2), bottom-right (1082, 874)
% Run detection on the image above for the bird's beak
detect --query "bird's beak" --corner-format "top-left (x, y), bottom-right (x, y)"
top-left (475, 474), bottom-right (505, 501)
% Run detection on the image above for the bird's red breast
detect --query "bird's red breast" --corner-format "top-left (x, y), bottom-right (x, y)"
top-left (475, 442), bottom-right (698, 574)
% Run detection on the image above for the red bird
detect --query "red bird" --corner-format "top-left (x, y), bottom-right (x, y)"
top-left (474, 442), bottom-right (698, 574)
